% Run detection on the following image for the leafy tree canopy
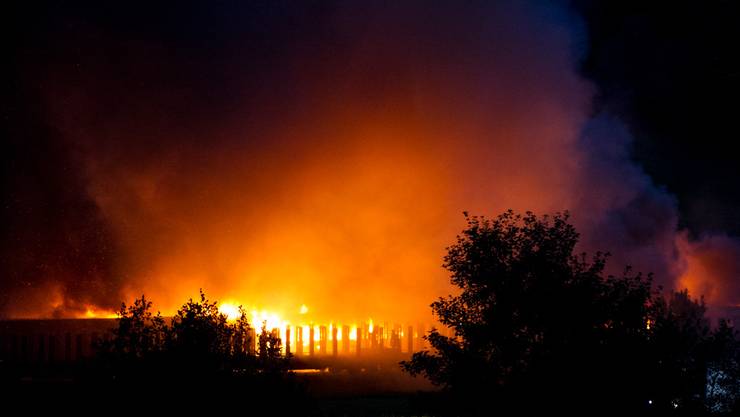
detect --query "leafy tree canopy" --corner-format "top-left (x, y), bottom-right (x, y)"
top-left (402, 210), bottom-right (738, 414)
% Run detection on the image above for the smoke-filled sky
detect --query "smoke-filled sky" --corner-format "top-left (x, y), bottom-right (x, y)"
top-left (2, 1), bottom-right (738, 321)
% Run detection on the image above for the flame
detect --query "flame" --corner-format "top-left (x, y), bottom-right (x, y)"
top-left (81, 306), bottom-right (118, 319)
top-left (252, 309), bottom-right (286, 332)
top-left (368, 318), bottom-right (374, 334)
top-left (218, 301), bottom-right (296, 353)
top-left (302, 325), bottom-right (310, 348)
top-left (218, 302), bottom-right (241, 321)
top-left (299, 304), bottom-right (309, 315)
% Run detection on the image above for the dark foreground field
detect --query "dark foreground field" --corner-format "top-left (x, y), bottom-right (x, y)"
top-left (0, 321), bottom-right (436, 416)
top-left (2, 360), bottom-right (439, 416)
top-left (295, 361), bottom-right (437, 416)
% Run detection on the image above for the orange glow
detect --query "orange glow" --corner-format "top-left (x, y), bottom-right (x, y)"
top-left (21, 37), bottom-right (589, 322)
top-left (302, 325), bottom-right (310, 348)
top-left (676, 233), bottom-right (740, 309)
top-left (81, 306), bottom-right (118, 319)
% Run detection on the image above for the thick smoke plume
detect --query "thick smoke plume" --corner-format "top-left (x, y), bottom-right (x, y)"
top-left (2, 1), bottom-right (737, 321)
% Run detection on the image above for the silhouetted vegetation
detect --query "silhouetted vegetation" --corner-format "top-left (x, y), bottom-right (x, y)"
top-left (97, 290), bottom-right (293, 373)
top-left (402, 210), bottom-right (740, 415)
top-left (94, 291), bottom-right (309, 412)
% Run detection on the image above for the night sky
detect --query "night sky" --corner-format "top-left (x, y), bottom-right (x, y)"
top-left (576, 1), bottom-right (740, 236)
top-left (2, 1), bottom-right (738, 319)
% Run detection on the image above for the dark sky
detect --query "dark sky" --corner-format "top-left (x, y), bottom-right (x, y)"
top-left (574, 0), bottom-right (740, 235)
top-left (1, 1), bottom-right (738, 318)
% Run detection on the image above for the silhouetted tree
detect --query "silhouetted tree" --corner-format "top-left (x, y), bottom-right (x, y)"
top-left (258, 322), bottom-right (289, 373)
top-left (101, 295), bottom-right (166, 360)
top-left (402, 210), bottom-right (738, 414)
top-left (167, 290), bottom-right (235, 368)
top-left (232, 304), bottom-right (253, 359)
top-left (645, 290), bottom-right (711, 412)
top-left (706, 319), bottom-right (740, 413)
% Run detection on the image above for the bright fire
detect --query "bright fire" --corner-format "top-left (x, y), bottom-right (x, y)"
top-left (82, 307), bottom-right (118, 319)
top-left (215, 302), bottom-right (367, 353)
top-left (219, 303), bottom-right (241, 321)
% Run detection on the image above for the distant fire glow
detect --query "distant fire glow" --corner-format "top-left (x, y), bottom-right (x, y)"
top-left (82, 306), bottom-right (118, 319)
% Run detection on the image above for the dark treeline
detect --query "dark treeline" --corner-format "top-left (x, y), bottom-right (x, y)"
top-left (403, 211), bottom-right (740, 415)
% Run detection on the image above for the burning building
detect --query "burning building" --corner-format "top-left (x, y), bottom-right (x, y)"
top-left (2, 2), bottom-right (739, 336)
